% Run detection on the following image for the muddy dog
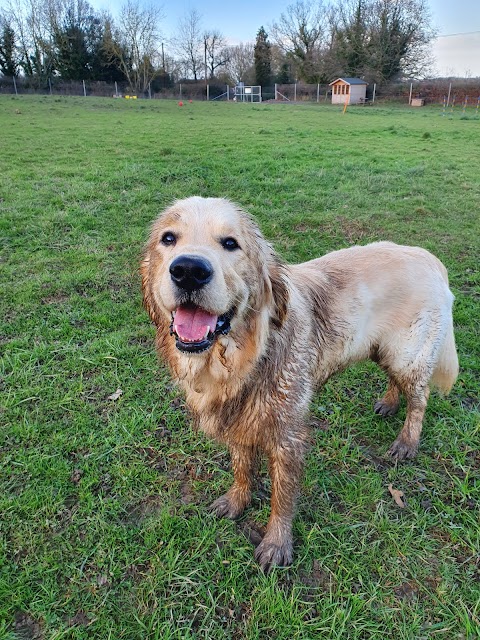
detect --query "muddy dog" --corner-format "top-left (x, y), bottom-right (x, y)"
top-left (141, 197), bottom-right (458, 571)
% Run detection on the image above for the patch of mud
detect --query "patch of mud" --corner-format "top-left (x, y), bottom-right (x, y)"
top-left (298, 559), bottom-right (334, 592)
top-left (122, 495), bottom-right (163, 526)
top-left (394, 581), bottom-right (420, 601)
top-left (13, 612), bottom-right (43, 639)
top-left (237, 519), bottom-right (265, 547)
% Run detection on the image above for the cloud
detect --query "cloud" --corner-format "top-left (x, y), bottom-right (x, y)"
top-left (432, 33), bottom-right (480, 77)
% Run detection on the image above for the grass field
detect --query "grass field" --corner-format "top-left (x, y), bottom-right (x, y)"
top-left (1, 95), bottom-right (479, 639)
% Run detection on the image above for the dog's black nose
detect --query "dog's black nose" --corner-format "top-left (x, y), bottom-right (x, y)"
top-left (169, 255), bottom-right (213, 291)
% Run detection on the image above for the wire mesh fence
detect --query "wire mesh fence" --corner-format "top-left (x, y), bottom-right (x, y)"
top-left (1, 76), bottom-right (479, 106)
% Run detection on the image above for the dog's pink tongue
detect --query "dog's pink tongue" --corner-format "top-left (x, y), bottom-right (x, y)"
top-left (174, 306), bottom-right (218, 342)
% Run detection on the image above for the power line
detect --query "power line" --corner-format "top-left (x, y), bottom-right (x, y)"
top-left (437, 30), bottom-right (480, 38)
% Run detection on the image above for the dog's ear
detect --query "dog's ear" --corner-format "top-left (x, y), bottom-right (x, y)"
top-left (241, 212), bottom-right (289, 328)
top-left (140, 252), bottom-right (160, 327)
top-left (269, 259), bottom-right (289, 328)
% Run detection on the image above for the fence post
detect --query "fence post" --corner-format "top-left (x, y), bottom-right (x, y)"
top-left (447, 82), bottom-right (452, 107)
top-left (49, 78), bottom-right (52, 95)
top-left (115, 81), bottom-right (118, 97)
top-left (179, 83), bottom-right (182, 100)
top-left (372, 83), bottom-right (376, 104)
top-left (13, 76), bottom-right (18, 95)
top-left (226, 85), bottom-right (229, 101)
top-left (294, 83), bottom-right (297, 102)
top-left (207, 84), bottom-right (209, 101)
top-left (408, 82), bottom-right (413, 105)
top-left (317, 83), bottom-right (320, 103)
top-left (274, 83), bottom-right (277, 100)
top-left (83, 79), bottom-right (86, 97)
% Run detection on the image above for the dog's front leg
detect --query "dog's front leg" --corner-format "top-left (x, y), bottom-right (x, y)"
top-left (210, 444), bottom-right (257, 519)
top-left (254, 442), bottom-right (305, 572)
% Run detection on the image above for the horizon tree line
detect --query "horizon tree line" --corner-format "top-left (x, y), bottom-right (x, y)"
top-left (0, 0), bottom-right (437, 93)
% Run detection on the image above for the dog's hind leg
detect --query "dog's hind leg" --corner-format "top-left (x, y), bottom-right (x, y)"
top-left (210, 444), bottom-right (257, 519)
top-left (387, 383), bottom-right (430, 461)
top-left (384, 308), bottom-right (450, 460)
top-left (374, 378), bottom-right (401, 417)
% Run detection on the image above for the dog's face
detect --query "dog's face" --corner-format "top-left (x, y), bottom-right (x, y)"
top-left (141, 197), bottom-right (288, 355)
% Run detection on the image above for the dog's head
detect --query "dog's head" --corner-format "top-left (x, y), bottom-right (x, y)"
top-left (141, 197), bottom-right (288, 355)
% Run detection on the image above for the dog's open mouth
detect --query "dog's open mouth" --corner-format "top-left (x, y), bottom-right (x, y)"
top-left (170, 304), bottom-right (234, 353)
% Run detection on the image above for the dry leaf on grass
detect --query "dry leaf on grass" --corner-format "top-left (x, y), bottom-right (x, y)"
top-left (107, 388), bottom-right (123, 401)
top-left (388, 484), bottom-right (406, 508)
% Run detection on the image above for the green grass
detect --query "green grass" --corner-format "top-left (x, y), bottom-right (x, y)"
top-left (1, 95), bottom-right (479, 639)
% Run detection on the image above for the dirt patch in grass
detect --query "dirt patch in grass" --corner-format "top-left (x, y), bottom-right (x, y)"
top-left (92, 473), bottom-right (114, 496)
top-left (14, 612), bottom-right (43, 639)
top-left (459, 395), bottom-right (479, 411)
top-left (394, 580), bottom-right (420, 601)
top-left (137, 446), bottom-right (167, 471)
top-left (310, 416), bottom-right (330, 431)
top-left (40, 292), bottom-right (70, 305)
top-left (298, 559), bottom-right (334, 592)
top-left (122, 495), bottom-right (163, 526)
top-left (355, 439), bottom-right (392, 472)
top-left (122, 561), bottom-right (151, 584)
top-left (180, 477), bottom-right (195, 504)
top-left (67, 610), bottom-right (90, 627)
top-left (337, 217), bottom-right (371, 244)
top-left (237, 519), bottom-right (265, 547)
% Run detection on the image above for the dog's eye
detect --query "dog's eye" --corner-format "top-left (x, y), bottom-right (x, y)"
top-left (161, 232), bottom-right (176, 246)
top-left (221, 237), bottom-right (240, 251)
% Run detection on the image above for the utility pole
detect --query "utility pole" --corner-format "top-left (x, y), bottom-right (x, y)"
top-left (204, 37), bottom-right (208, 101)
top-left (204, 38), bottom-right (208, 85)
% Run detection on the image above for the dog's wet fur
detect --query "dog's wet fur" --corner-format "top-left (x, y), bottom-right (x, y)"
top-left (141, 197), bottom-right (459, 571)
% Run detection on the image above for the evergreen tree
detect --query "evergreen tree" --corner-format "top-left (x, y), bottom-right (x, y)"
top-left (0, 20), bottom-right (18, 77)
top-left (254, 26), bottom-right (271, 87)
top-left (335, 0), bottom-right (368, 77)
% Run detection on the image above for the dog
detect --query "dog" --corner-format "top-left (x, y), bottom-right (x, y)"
top-left (141, 196), bottom-right (458, 571)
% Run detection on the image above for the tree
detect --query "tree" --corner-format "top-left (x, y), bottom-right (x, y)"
top-left (270, 0), bottom-right (330, 82)
top-left (96, 18), bottom-right (126, 82)
top-left (173, 8), bottom-right (203, 80)
top-left (271, 44), bottom-right (294, 83)
top-left (46, 0), bottom-right (103, 80)
top-left (0, 14), bottom-right (18, 75)
top-left (332, 0), bottom-right (369, 77)
top-left (203, 29), bottom-right (228, 79)
top-left (331, 0), bottom-right (435, 82)
top-left (103, 0), bottom-right (163, 92)
top-left (367, 0), bottom-right (434, 81)
top-left (225, 42), bottom-right (254, 84)
top-left (7, 0), bottom-right (56, 81)
top-left (254, 26), bottom-right (271, 86)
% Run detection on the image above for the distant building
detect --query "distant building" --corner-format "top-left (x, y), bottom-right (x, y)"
top-left (330, 78), bottom-right (368, 105)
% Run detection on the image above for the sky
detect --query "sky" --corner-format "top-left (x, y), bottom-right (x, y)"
top-left (90, 0), bottom-right (480, 77)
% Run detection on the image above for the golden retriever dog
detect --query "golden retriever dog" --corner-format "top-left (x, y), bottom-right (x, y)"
top-left (141, 196), bottom-right (458, 571)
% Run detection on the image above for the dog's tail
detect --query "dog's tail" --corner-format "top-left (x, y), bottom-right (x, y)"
top-left (431, 320), bottom-right (459, 394)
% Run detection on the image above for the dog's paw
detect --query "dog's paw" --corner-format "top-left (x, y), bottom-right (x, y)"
top-left (254, 536), bottom-right (293, 573)
top-left (209, 493), bottom-right (246, 520)
top-left (374, 399), bottom-right (399, 417)
top-left (387, 438), bottom-right (418, 461)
